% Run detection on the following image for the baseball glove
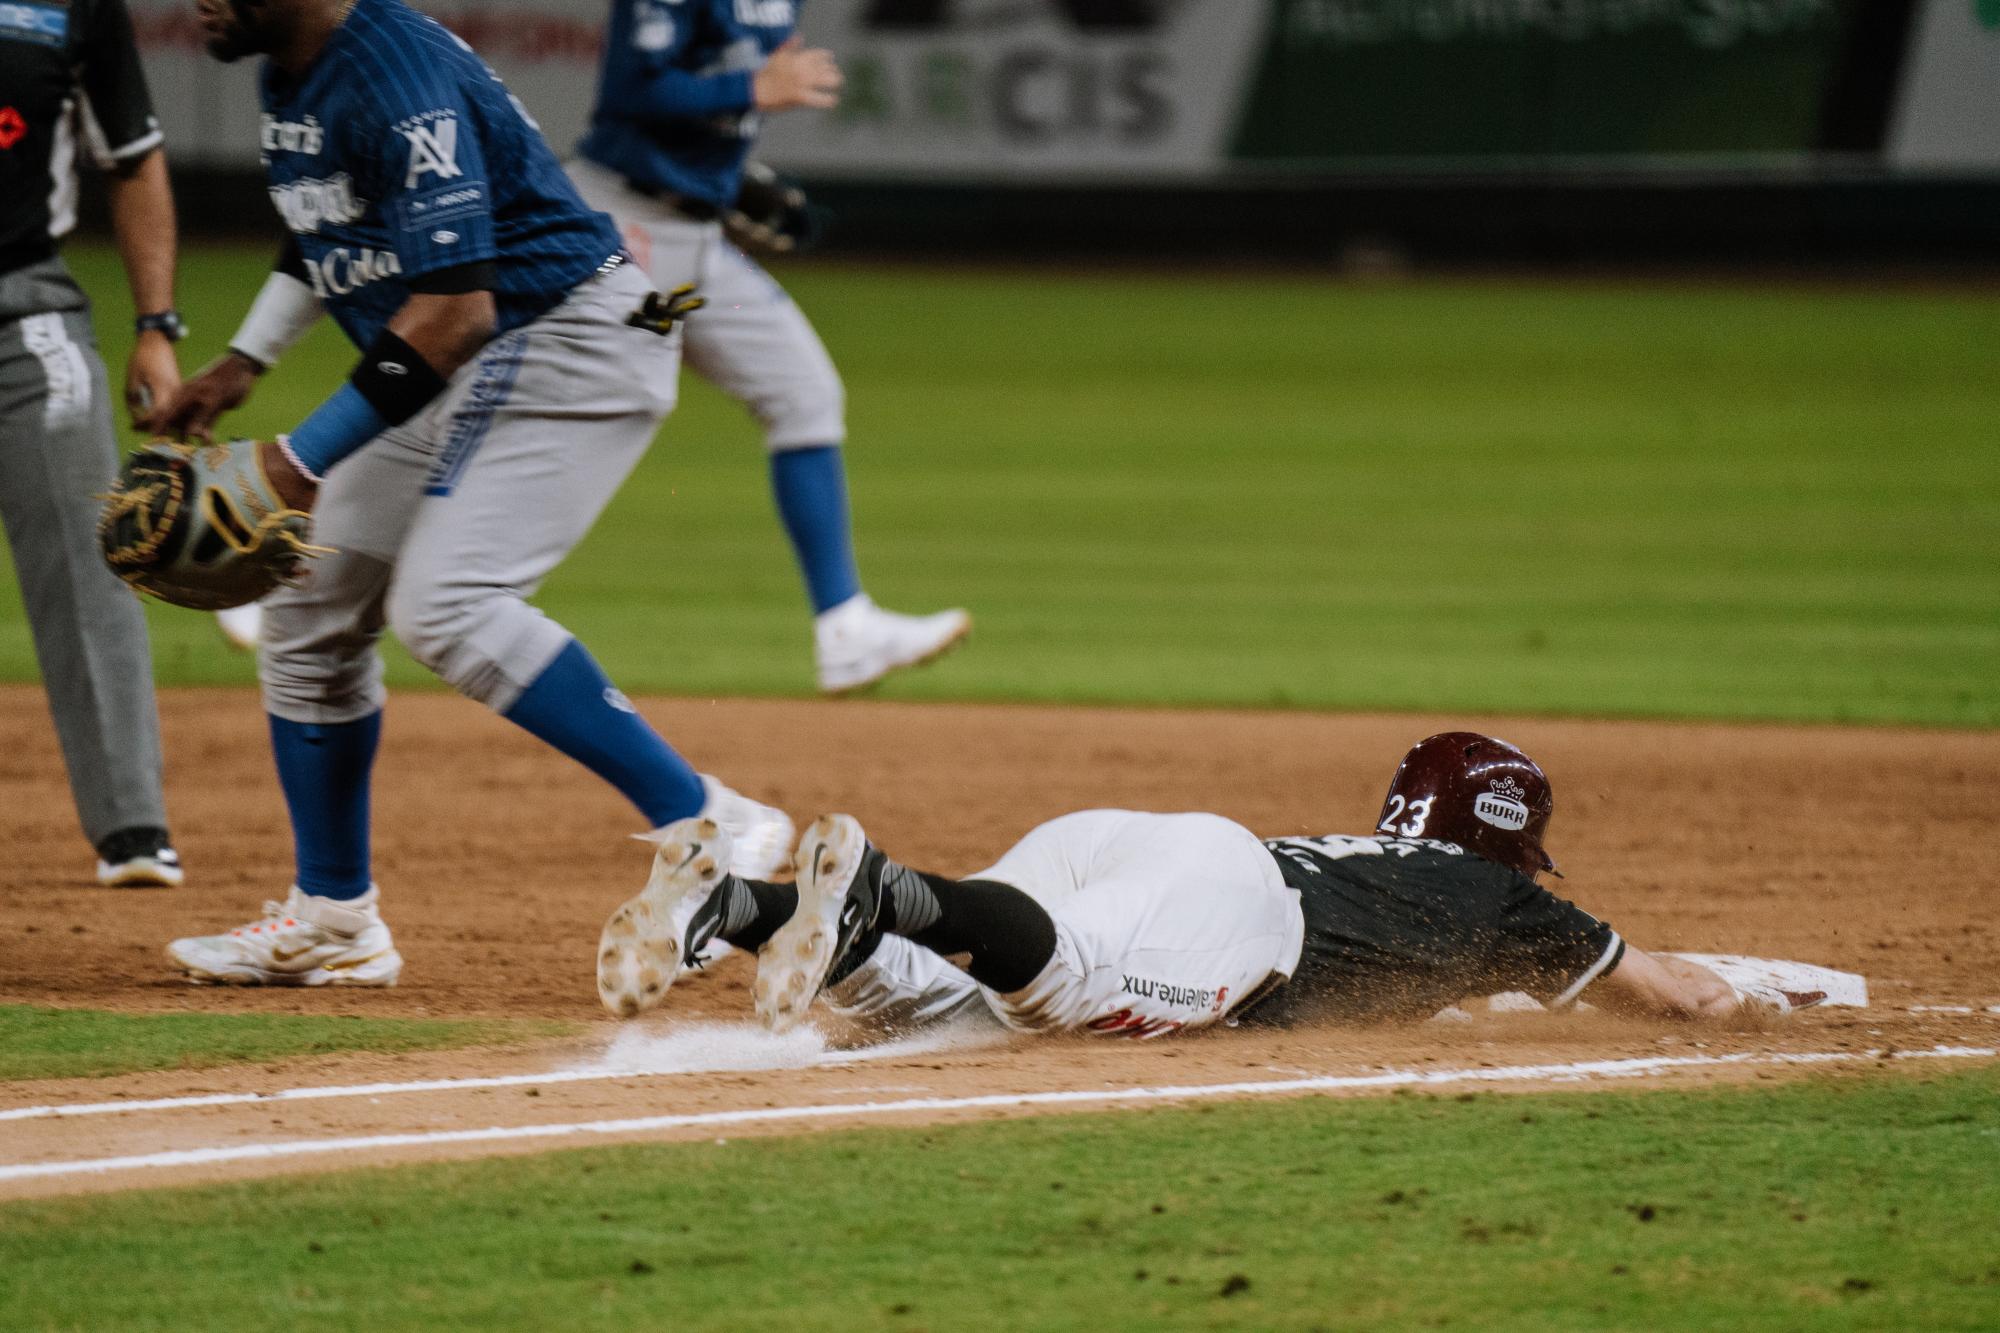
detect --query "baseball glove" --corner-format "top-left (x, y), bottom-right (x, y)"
top-left (97, 440), bottom-right (323, 611)
top-left (723, 161), bottom-right (827, 255)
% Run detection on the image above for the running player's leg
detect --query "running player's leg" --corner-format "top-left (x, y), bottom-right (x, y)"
top-left (570, 162), bottom-right (967, 691)
top-left (387, 261), bottom-right (780, 859)
top-left (685, 244), bottom-right (971, 691)
top-left (678, 241), bottom-right (855, 611)
top-left (163, 418), bottom-right (427, 985)
top-left (569, 162), bottom-right (854, 613)
top-left (0, 296), bottom-right (172, 870)
top-left (577, 165), bottom-right (859, 612)
top-left (256, 423), bottom-right (430, 902)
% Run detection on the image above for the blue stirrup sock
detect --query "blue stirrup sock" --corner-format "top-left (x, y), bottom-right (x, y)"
top-left (771, 444), bottom-right (862, 615)
top-left (502, 639), bottom-right (706, 827)
top-left (270, 711), bottom-right (381, 901)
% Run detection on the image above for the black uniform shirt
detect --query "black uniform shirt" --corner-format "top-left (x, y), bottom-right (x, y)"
top-left (1255, 834), bottom-right (1625, 1024)
top-left (0, 0), bottom-right (161, 266)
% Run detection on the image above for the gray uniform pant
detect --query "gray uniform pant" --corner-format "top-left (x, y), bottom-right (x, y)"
top-left (259, 259), bottom-right (678, 722)
top-left (0, 256), bottom-right (168, 845)
top-left (566, 159), bottom-right (845, 451)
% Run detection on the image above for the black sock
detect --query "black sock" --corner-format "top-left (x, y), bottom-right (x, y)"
top-left (877, 859), bottom-right (1058, 994)
top-left (715, 877), bottom-right (797, 953)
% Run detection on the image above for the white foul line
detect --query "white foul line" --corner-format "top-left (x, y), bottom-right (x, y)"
top-left (0, 1066), bottom-right (716, 1125)
top-left (1, 1044), bottom-right (1992, 1186)
top-left (0, 1022), bottom-right (983, 1125)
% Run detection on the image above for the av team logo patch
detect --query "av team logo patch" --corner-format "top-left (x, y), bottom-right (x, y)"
top-left (0, 106), bottom-right (25, 151)
top-left (1474, 776), bottom-right (1531, 832)
top-left (398, 114), bottom-right (464, 190)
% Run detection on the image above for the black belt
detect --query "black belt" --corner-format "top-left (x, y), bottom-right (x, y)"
top-left (0, 235), bottom-right (57, 277)
top-left (621, 178), bottom-right (721, 222)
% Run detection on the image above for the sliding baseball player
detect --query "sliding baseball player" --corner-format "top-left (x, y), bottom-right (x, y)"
top-left (597, 732), bottom-right (1859, 1032)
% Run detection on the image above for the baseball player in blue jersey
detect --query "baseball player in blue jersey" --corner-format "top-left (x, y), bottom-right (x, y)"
top-left (567, 0), bottom-right (970, 694)
top-left (153, 0), bottom-right (793, 986)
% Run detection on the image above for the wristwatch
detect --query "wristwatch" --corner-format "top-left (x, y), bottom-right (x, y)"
top-left (134, 310), bottom-right (188, 342)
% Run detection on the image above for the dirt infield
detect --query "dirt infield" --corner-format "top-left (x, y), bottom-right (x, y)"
top-left (2, 685), bottom-right (1996, 1195)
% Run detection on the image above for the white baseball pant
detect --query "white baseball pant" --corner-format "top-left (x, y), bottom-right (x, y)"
top-left (827, 810), bottom-right (1306, 1039)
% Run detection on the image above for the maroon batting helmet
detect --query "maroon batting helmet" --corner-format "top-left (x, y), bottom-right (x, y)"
top-left (1376, 732), bottom-right (1558, 878)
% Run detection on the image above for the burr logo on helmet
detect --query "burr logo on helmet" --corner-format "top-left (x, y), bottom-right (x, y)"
top-left (1474, 776), bottom-right (1531, 832)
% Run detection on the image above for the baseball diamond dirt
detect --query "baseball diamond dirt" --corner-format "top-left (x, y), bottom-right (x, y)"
top-left (2, 685), bottom-right (1996, 1197)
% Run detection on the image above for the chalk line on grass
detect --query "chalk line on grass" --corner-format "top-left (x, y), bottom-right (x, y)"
top-left (0, 1018), bottom-right (1002, 1126)
top-left (1, 1044), bottom-right (1992, 1185)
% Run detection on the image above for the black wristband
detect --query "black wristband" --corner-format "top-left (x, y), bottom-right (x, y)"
top-left (351, 330), bottom-right (450, 427)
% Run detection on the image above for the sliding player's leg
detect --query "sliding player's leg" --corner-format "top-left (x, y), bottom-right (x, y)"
top-left (758, 810), bottom-right (1305, 1038)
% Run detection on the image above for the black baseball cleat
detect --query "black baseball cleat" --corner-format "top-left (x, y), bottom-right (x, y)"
top-left (755, 815), bottom-right (883, 1033)
top-left (597, 818), bottom-right (733, 1018)
top-left (95, 826), bottom-right (183, 888)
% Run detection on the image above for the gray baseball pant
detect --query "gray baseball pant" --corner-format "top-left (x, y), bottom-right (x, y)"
top-left (258, 259), bottom-right (679, 722)
top-left (0, 256), bottom-right (169, 845)
top-left (566, 159), bottom-right (845, 451)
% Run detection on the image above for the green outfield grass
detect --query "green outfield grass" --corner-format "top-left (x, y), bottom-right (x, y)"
top-left (3, 1064), bottom-right (1996, 1330)
top-left (0, 1006), bottom-right (570, 1082)
top-left (3, 246), bottom-right (1995, 724)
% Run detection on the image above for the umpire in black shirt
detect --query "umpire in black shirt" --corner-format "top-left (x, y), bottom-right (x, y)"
top-left (1, 0), bottom-right (184, 885)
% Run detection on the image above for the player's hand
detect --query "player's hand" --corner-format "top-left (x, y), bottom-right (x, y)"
top-left (125, 331), bottom-right (182, 433)
top-left (754, 36), bottom-right (842, 112)
top-left (155, 350), bottom-right (264, 444)
top-left (258, 438), bottom-right (320, 512)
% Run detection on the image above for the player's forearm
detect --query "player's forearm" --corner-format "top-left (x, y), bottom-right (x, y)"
top-left (1586, 945), bottom-right (1739, 1020)
top-left (279, 291), bottom-right (493, 486)
top-left (622, 68), bottom-right (756, 124)
top-left (106, 149), bottom-right (178, 316)
top-left (387, 290), bottom-right (497, 379)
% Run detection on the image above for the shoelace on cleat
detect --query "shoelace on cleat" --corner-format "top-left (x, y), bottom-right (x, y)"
top-left (229, 903), bottom-right (298, 937)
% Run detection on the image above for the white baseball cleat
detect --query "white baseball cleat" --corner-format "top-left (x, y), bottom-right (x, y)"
top-left (756, 814), bottom-right (879, 1033)
top-left (815, 594), bottom-right (971, 695)
top-left (698, 775), bottom-right (795, 880)
top-left (215, 602), bottom-right (264, 653)
top-left (598, 818), bottom-right (732, 1018)
top-left (167, 886), bottom-right (402, 987)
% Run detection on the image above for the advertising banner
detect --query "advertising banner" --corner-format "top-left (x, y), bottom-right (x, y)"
top-left (755, 1), bottom-right (1272, 181)
top-left (1232, 0), bottom-right (1890, 170)
top-left (121, 0), bottom-right (1987, 181)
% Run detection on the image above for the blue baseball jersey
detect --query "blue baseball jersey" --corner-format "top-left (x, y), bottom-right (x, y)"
top-left (258, 0), bottom-right (622, 349)
top-left (577, 0), bottom-right (798, 210)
